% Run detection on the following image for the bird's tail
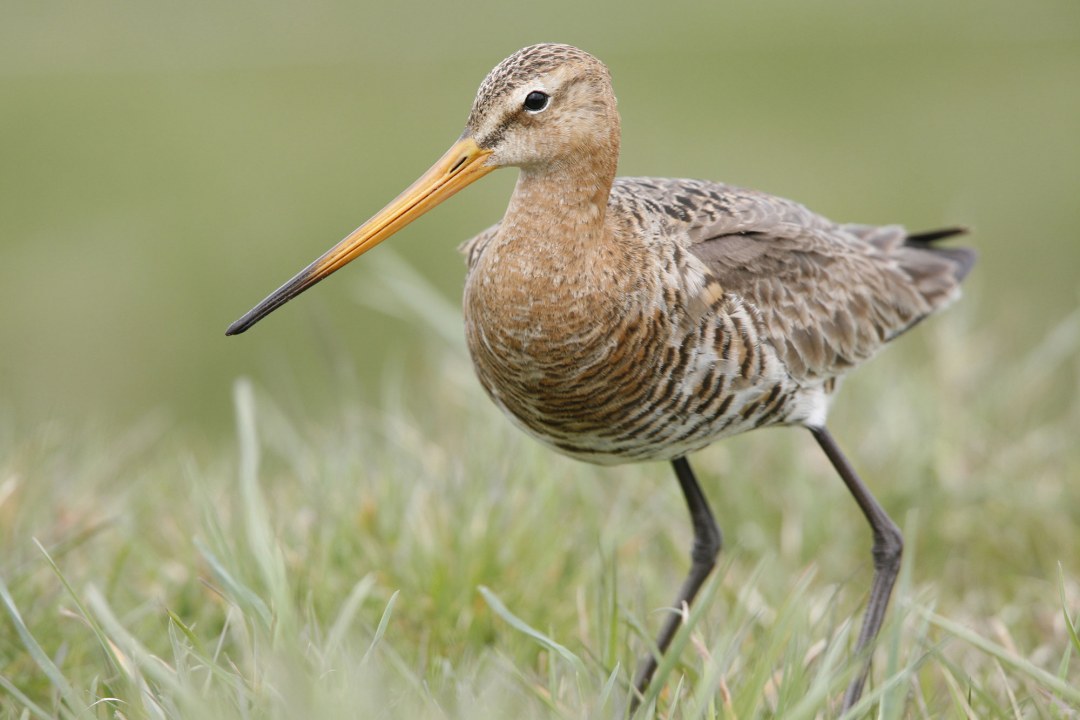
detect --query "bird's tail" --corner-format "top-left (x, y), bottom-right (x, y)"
top-left (904, 226), bottom-right (977, 283)
top-left (894, 226), bottom-right (976, 311)
top-left (842, 222), bottom-right (976, 311)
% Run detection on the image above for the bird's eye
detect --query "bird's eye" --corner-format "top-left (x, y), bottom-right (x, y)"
top-left (523, 91), bottom-right (550, 112)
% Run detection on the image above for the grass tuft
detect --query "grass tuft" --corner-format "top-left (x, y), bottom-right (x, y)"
top-left (2, 274), bottom-right (1079, 718)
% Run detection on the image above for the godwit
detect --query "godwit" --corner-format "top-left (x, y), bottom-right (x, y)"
top-left (227, 44), bottom-right (974, 711)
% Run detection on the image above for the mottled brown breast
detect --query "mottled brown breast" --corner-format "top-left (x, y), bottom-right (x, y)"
top-left (457, 175), bottom-right (972, 464)
top-left (460, 215), bottom-right (804, 465)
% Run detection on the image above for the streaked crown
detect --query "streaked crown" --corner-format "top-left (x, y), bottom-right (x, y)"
top-left (464, 44), bottom-right (619, 169)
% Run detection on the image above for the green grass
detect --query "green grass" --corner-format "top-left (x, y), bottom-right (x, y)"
top-left (2, 1), bottom-right (1077, 716)
top-left (3, 271), bottom-right (1079, 718)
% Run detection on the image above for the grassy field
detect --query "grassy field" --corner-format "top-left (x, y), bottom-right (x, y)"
top-left (3, 0), bottom-right (1080, 717)
top-left (3, 265), bottom-right (1079, 717)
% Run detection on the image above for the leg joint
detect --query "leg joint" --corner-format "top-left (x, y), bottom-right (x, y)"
top-left (691, 522), bottom-right (722, 568)
top-left (872, 522), bottom-right (903, 571)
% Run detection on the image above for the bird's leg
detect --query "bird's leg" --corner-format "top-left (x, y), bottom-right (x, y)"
top-left (631, 456), bottom-right (722, 708)
top-left (810, 426), bottom-right (904, 713)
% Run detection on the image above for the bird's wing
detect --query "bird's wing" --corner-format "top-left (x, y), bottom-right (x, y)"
top-left (459, 223), bottom-right (500, 272)
top-left (610, 178), bottom-right (955, 381)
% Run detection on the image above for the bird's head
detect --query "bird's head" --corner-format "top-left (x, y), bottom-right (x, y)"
top-left (226, 44), bottom-right (617, 336)
top-left (465, 43), bottom-right (620, 172)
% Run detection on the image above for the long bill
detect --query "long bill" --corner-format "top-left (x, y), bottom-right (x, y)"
top-left (226, 137), bottom-right (495, 336)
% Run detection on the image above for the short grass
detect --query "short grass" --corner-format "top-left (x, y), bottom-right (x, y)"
top-left (3, 270), bottom-right (1080, 718)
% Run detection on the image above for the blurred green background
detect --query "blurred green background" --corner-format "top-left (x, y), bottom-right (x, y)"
top-left (2, 0), bottom-right (1078, 437)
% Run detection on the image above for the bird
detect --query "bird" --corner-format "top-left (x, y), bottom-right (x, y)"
top-left (226, 43), bottom-right (975, 712)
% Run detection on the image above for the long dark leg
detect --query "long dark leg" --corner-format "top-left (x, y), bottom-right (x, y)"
top-left (631, 457), bottom-right (722, 709)
top-left (810, 426), bottom-right (904, 712)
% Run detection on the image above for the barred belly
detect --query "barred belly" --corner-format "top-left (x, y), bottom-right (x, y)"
top-left (465, 297), bottom-right (821, 466)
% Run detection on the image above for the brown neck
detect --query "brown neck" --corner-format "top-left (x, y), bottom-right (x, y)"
top-left (466, 140), bottom-right (633, 349)
top-left (499, 129), bottom-right (619, 255)
top-left (465, 101), bottom-right (628, 339)
top-left (503, 95), bottom-right (620, 238)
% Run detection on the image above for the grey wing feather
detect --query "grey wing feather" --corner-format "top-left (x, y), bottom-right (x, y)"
top-left (459, 223), bottom-right (501, 271)
top-left (612, 178), bottom-right (972, 380)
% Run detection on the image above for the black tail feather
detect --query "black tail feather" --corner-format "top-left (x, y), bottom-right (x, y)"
top-left (905, 226), bottom-right (977, 282)
top-left (905, 226), bottom-right (970, 245)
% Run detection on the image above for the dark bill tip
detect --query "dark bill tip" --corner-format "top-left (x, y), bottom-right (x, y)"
top-left (225, 317), bottom-right (253, 336)
top-left (224, 265), bottom-right (323, 336)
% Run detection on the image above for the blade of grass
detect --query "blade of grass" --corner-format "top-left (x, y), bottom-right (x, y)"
top-left (164, 606), bottom-right (252, 696)
top-left (994, 659), bottom-right (1024, 720)
top-left (0, 572), bottom-right (86, 719)
top-left (326, 574), bottom-right (378, 658)
top-left (82, 584), bottom-right (186, 696)
top-left (361, 589), bottom-right (399, 665)
top-left (641, 568), bottom-right (723, 713)
top-left (917, 606), bottom-right (1080, 705)
top-left (940, 664), bottom-right (979, 720)
top-left (32, 538), bottom-right (128, 681)
top-left (0, 673), bottom-right (54, 720)
top-left (233, 379), bottom-right (289, 626)
top-left (1059, 563), bottom-right (1080, 656)
top-left (354, 250), bottom-right (467, 354)
top-left (194, 538), bottom-right (273, 630)
top-left (479, 585), bottom-right (587, 674)
top-left (782, 624), bottom-right (855, 720)
top-left (596, 662), bottom-right (622, 714)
